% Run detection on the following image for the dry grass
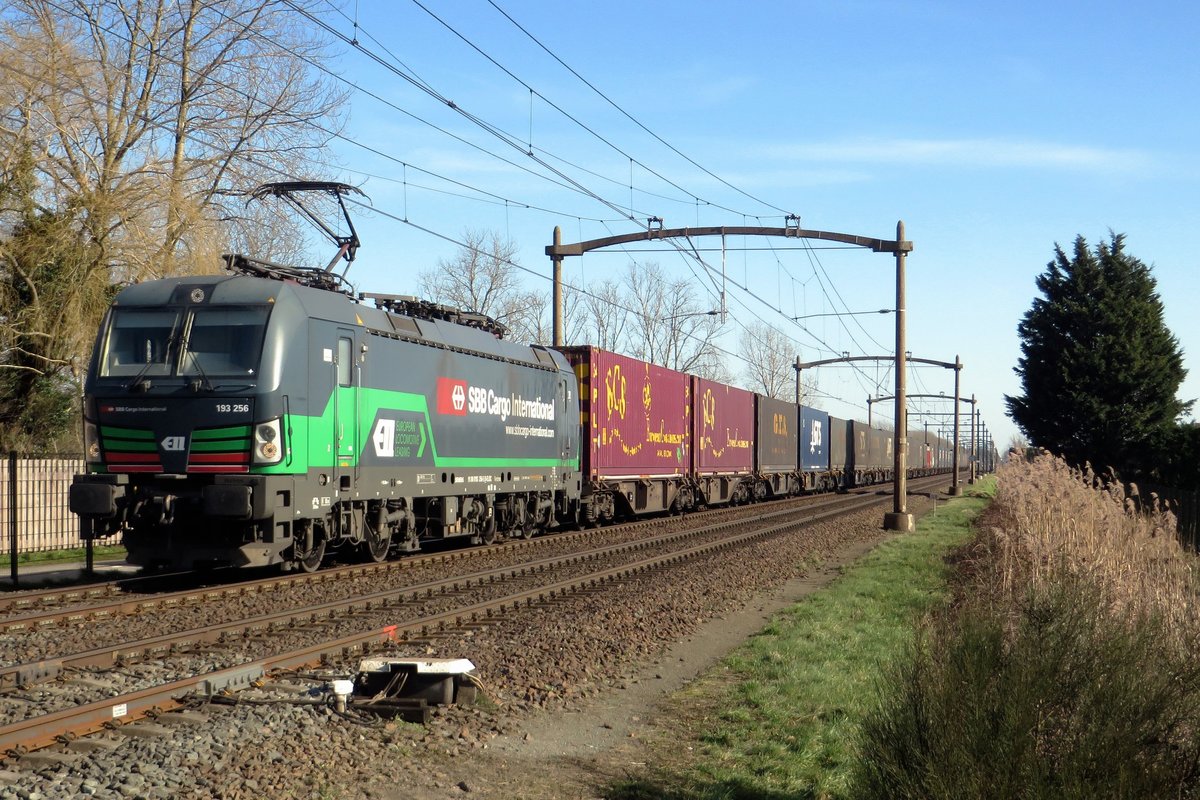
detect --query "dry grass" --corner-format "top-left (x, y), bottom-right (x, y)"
top-left (985, 451), bottom-right (1198, 648)
top-left (852, 456), bottom-right (1200, 799)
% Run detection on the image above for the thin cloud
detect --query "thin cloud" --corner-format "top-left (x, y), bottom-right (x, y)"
top-left (766, 137), bottom-right (1153, 172)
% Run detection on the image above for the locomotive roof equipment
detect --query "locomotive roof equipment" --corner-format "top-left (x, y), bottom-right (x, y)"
top-left (249, 181), bottom-right (366, 273)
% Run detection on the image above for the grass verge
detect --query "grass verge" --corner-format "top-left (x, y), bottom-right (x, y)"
top-left (0, 544), bottom-right (126, 569)
top-left (606, 481), bottom-right (994, 800)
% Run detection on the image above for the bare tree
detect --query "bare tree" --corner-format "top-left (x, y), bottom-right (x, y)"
top-left (506, 289), bottom-right (551, 345)
top-left (624, 261), bottom-right (726, 377)
top-left (739, 322), bottom-right (798, 400)
top-left (419, 229), bottom-right (533, 336)
top-left (0, 0), bottom-right (346, 445)
top-left (575, 277), bottom-right (629, 351)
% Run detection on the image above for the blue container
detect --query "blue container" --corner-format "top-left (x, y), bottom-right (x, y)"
top-left (800, 406), bottom-right (831, 471)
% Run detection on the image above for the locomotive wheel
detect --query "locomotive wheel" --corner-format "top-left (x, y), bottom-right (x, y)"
top-left (362, 522), bottom-right (391, 563)
top-left (517, 504), bottom-right (536, 539)
top-left (295, 520), bottom-right (326, 573)
top-left (508, 502), bottom-right (535, 539)
top-left (480, 517), bottom-right (498, 545)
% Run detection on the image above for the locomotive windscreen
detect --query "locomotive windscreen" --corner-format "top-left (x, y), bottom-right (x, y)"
top-left (99, 305), bottom-right (270, 378)
top-left (179, 307), bottom-right (269, 376)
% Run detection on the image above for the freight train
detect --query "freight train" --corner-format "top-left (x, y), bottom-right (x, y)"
top-left (69, 260), bottom-right (962, 573)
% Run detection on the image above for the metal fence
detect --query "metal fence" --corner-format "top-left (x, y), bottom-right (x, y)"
top-left (2, 453), bottom-right (85, 561)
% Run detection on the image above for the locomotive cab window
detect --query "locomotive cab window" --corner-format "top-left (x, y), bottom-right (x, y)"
top-left (99, 305), bottom-right (270, 379)
top-left (99, 309), bottom-right (182, 377)
top-left (180, 307), bottom-right (269, 376)
top-left (337, 337), bottom-right (353, 386)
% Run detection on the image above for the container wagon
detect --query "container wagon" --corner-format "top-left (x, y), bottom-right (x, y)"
top-left (691, 377), bottom-right (756, 504)
top-left (562, 346), bottom-right (693, 520)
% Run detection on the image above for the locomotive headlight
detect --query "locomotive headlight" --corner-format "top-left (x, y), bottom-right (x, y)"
top-left (84, 421), bottom-right (101, 464)
top-left (253, 418), bottom-right (284, 465)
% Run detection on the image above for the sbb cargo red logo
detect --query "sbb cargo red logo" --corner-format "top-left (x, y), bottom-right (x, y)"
top-left (436, 377), bottom-right (468, 416)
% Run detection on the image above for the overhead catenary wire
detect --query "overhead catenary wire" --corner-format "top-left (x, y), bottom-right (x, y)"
top-left (6, 1), bottom-right (905, 419)
top-left (253, 0), bottom-right (892, 387)
top-left (319, 0), bottom-right (768, 216)
top-left (299, 0), bottom-right (842, 329)
top-left (349, 197), bottom-right (757, 368)
top-left (483, 0), bottom-right (794, 218)
top-left (12, 0), bottom-right (653, 230)
top-left (342, 0), bottom-right (785, 222)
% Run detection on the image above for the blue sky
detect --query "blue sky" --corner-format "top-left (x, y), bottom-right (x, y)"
top-left (312, 0), bottom-right (1200, 452)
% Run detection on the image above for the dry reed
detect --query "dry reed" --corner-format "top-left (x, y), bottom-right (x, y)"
top-left (987, 451), bottom-right (1197, 647)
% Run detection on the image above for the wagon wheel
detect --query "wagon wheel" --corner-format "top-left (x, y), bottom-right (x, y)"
top-left (361, 520), bottom-right (391, 563)
top-left (294, 519), bottom-right (326, 573)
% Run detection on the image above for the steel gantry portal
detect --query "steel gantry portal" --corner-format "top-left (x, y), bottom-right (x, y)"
top-left (795, 352), bottom-right (959, 526)
top-left (547, 220), bottom-right (914, 531)
top-left (867, 390), bottom-right (974, 496)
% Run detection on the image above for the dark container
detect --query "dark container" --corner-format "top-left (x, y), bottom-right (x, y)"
top-left (849, 420), bottom-right (870, 470)
top-left (561, 347), bottom-right (691, 478)
top-left (692, 378), bottom-right (754, 473)
top-left (829, 415), bottom-right (850, 470)
top-left (800, 406), bottom-right (831, 471)
top-left (755, 395), bottom-right (798, 472)
top-left (867, 427), bottom-right (893, 470)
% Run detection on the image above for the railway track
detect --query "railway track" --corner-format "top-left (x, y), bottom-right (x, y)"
top-left (0, 475), bottom-right (950, 762)
top-left (0, 480), bottom-right (915, 630)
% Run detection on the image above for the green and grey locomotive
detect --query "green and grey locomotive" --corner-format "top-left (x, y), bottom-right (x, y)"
top-left (69, 260), bottom-right (582, 572)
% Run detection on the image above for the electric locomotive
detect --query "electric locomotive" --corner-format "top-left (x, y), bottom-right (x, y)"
top-left (70, 255), bottom-right (581, 572)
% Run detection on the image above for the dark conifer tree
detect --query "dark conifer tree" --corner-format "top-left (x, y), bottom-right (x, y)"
top-left (1005, 234), bottom-right (1190, 479)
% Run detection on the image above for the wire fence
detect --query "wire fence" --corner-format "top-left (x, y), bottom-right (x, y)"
top-left (2, 452), bottom-right (86, 561)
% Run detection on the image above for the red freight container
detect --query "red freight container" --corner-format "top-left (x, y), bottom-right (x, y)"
top-left (692, 377), bottom-right (755, 474)
top-left (562, 346), bottom-right (691, 478)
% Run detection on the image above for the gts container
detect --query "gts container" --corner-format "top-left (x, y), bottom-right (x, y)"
top-left (563, 346), bottom-right (695, 519)
top-left (691, 377), bottom-right (755, 504)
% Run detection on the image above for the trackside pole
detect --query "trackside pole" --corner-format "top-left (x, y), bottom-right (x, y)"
top-left (8, 451), bottom-right (17, 586)
top-left (950, 356), bottom-right (963, 496)
top-left (884, 221), bottom-right (915, 532)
